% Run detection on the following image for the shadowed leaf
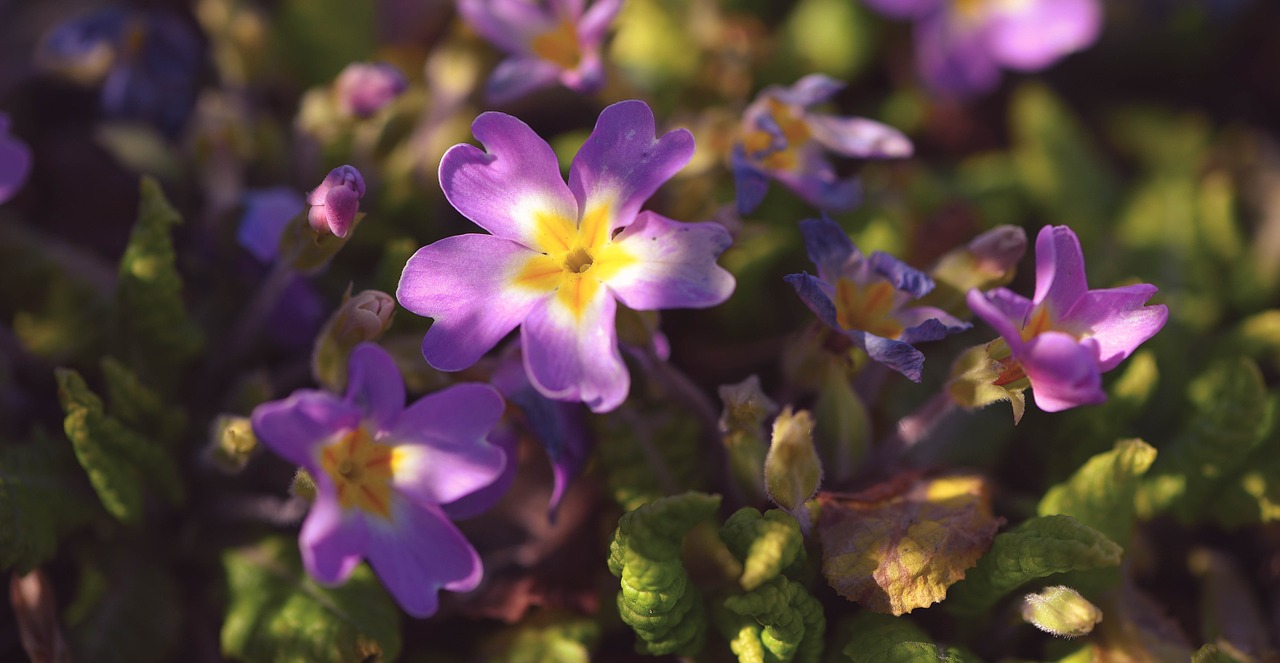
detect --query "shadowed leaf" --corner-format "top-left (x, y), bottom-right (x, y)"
top-left (840, 612), bottom-right (981, 662)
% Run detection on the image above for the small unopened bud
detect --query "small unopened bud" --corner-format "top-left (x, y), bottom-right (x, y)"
top-left (207, 415), bottom-right (258, 473)
top-left (930, 226), bottom-right (1028, 310)
top-left (1021, 586), bottom-right (1102, 638)
top-left (719, 375), bottom-right (777, 502)
top-left (765, 408), bottom-right (822, 520)
top-left (334, 62), bottom-right (408, 118)
top-left (306, 165), bottom-right (365, 238)
top-left (312, 288), bottom-right (396, 391)
top-left (291, 468), bottom-right (317, 502)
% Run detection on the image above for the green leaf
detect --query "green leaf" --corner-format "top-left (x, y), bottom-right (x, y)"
top-left (101, 356), bottom-right (185, 444)
top-left (482, 614), bottom-right (600, 663)
top-left (275, 0), bottom-right (374, 86)
top-left (222, 537), bottom-right (402, 663)
top-left (839, 612), bottom-right (981, 663)
top-left (812, 366), bottom-right (870, 484)
top-left (946, 515), bottom-right (1122, 615)
top-left (0, 439), bottom-right (89, 573)
top-left (113, 178), bottom-right (203, 390)
top-left (1140, 359), bottom-right (1271, 522)
top-left (66, 552), bottom-right (182, 663)
top-left (596, 403), bottom-right (709, 512)
top-left (723, 577), bottom-right (825, 663)
top-left (1039, 439), bottom-right (1157, 549)
top-left (608, 492), bottom-right (720, 657)
top-left (1191, 644), bottom-right (1251, 663)
top-left (720, 508), bottom-right (806, 591)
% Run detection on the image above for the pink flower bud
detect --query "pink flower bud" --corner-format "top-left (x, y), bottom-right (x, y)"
top-left (333, 62), bottom-right (408, 118)
top-left (306, 165), bottom-right (365, 238)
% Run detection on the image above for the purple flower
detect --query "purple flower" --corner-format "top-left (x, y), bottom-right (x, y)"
top-left (397, 100), bottom-right (735, 413)
top-left (334, 62), bottom-right (408, 118)
top-left (251, 343), bottom-right (507, 617)
top-left (785, 217), bottom-right (969, 381)
top-left (37, 8), bottom-right (203, 136)
top-left (307, 166), bottom-right (366, 238)
top-left (0, 114), bottom-right (31, 205)
top-left (733, 74), bottom-right (912, 215)
top-left (457, 0), bottom-right (622, 103)
top-left (966, 225), bottom-right (1168, 412)
top-left (864, 0), bottom-right (1103, 96)
top-left (238, 187), bottom-right (305, 263)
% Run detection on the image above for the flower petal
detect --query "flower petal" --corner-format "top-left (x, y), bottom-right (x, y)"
top-left (398, 234), bottom-right (550, 371)
top-left (390, 383), bottom-right (507, 506)
top-left (984, 0), bottom-right (1102, 71)
top-left (731, 145), bottom-right (772, 215)
top-left (916, 10), bottom-right (1002, 96)
top-left (798, 216), bottom-right (859, 284)
top-left (862, 333), bottom-right (927, 382)
top-left (251, 390), bottom-right (362, 467)
top-left (1021, 332), bottom-right (1106, 412)
top-left (768, 145), bottom-right (862, 211)
top-left (299, 484), bottom-right (368, 585)
top-left (1065, 284), bottom-right (1168, 371)
top-left (237, 187), bottom-right (303, 263)
top-left (344, 343), bottom-right (406, 433)
top-left (806, 115), bottom-right (914, 159)
top-left (769, 73), bottom-right (844, 107)
top-left (439, 112), bottom-right (578, 248)
top-left (861, 0), bottom-right (943, 20)
top-left (441, 427), bottom-right (519, 520)
top-left (521, 285), bottom-right (628, 413)
top-left (604, 211), bottom-right (735, 310)
top-left (967, 287), bottom-right (1034, 353)
top-left (457, 0), bottom-right (552, 53)
top-left (898, 308), bottom-right (971, 344)
top-left (366, 498), bottom-right (483, 618)
top-left (869, 251), bottom-right (935, 299)
top-left (0, 115), bottom-right (32, 205)
top-left (569, 100), bottom-right (695, 232)
top-left (485, 56), bottom-right (564, 103)
top-left (577, 0), bottom-right (623, 44)
top-left (1033, 225), bottom-right (1089, 315)
top-left (785, 272), bottom-right (840, 330)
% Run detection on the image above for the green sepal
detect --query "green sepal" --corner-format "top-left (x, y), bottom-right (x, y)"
top-left (945, 515), bottom-right (1122, 615)
top-left (608, 492), bottom-right (720, 656)
top-left (947, 341), bottom-right (1027, 424)
top-left (839, 612), bottom-right (982, 663)
top-left (221, 536), bottom-right (402, 663)
top-left (719, 507), bottom-right (807, 591)
top-left (723, 577), bottom-right (825, 663)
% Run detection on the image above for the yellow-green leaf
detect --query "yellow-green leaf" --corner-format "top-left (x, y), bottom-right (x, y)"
top-left (719, 508), bottom-right (806, 591)
top-left (839, 612), bottom-right (980, 663)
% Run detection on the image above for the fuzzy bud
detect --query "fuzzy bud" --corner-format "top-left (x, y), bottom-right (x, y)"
top-left (764, 407), bottom-right (822, 519)
top-left (1020, 586), bottom-right (1102, 638)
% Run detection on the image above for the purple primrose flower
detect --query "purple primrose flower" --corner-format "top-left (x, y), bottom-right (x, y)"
top-left (334, 62), bottom-right (409, 118)
top-left (0, 114), bottom-right (31, 205)
top-left (457, 0), bottom-right (622, 103)
top-left (397, 100), bottom-right (735, 413)
top-left (733, 74), bottom-right (913, 215)
top-left (307, 165), bottom-right (366, 238)
top-left (251, 343), bottom-right (507, 617)
top-left (785, 217), bottom-right (969, 381)
top-left (863, 0), bottom-right (1102, 95)
top-left (966, 225), bottom-right (1168, 412)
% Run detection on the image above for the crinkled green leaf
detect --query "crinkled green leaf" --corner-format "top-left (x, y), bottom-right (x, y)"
top-left (66, 552), bottom-right (181, 663)
top-left (946, 516), bottom-right (1122, 615)
top-left (221, 536), bottom-right (402, 663)
top-left (481, 613), bottom-right (599, 663)
top-left (596, 403), bottom-right (708, 512)
top-left (818, 474), bottom-right (1001, 615)
top-left (719, 507), bottom-right (806, 591)
top-left (608, 492), bottom-right (720, 656)
top-left (1141, 359), bottom-right (1271, 522)
top-left (712, 607), bottom-right (765, 663)
top-left (113, 178), bottom-right (203, 390)
top-left (56, 368), bottom-right (184, 523)
top-left (0, 439), bottom-right (90, 573)
top-left (839, 612), bottom-right (981, 663)
top-left (723, 577), bottom-right (825, 663)
top-left (1039, 439), bottom-right (1157, 549)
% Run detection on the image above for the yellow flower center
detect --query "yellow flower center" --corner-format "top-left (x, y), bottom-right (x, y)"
top-left (1020, 304), bottom-right (1054, 341)
top-left (834, 278), bottom-right (904, 339)
top-left (512, 204), bottom-right (636, 319)
top-left (530, 18), bottom-right (582, 70)
top-left (741, 99), bottom-right (812, 172)
top-left (319, 427), bottom-right (398, 519)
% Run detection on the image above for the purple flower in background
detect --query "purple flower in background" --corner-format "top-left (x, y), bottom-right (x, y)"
top-left (733, 74), bottom-right (912, 215)
top-left (238, 187), bottom-right (304, 263)
top-left (966, 225), bottom-right (1168, 412)
top-left (251, 343), bottom-right (507, 617)
top-left (0, 114), bottom-right (31, 205)
top-left (307, 165), bottom-right (366, 238)
top-left (334, 62), bottom-right (409, 118)
top-left (397, 100), bottom-right (735, 413)
top-left (37, 8), bottom-right (204, 136)
top-left (785, 217), bottom-right (969, 381)
top-left (457, 0), bottom-right (622, 103)
top-left (863, 0), bottom-right (1102, 95)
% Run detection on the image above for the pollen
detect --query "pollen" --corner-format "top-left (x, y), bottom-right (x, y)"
top-left (320, 427), bottom-right (395, 519)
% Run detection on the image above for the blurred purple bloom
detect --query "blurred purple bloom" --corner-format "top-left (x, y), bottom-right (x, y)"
top-left (864, 0), bottom-right (1102, 95)
top-left (307, 165), bottom-right (365, 238)
top-left (38, 8), bottom-right (204, 136)
top-left (398, 100), bottom-right (735, 413)
top-left (334, 62), bottom-right (409, 118)
top-left (966, 225), bottom-right (1168, 412)
top-left (238, 187), bottom-right (304, 263)
top-left (733, 74), bottom-right (912, 215)
top-left (0, 114), bottom-right (31, 205)
top-left (785, 217), bottom-right (969, 381)
top-left (251, 343), bottom-right (507, 617)
top-left (457, 0), bottom-right (622, 103)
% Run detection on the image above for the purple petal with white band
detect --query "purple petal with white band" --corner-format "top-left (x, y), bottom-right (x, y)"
top-left (604, 212), bottom-right (736, 310)
top-left (521, 289), bottom-right (628, 413)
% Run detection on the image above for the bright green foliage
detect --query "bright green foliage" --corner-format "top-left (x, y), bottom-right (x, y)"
top-left (101, 356), bottom-right (185, 444)
top-left (723, 577), bottom-right (825, 663)
top-left (113, 178), bottom-right (202, 390)
top-left (596, 404), bottom-right (708, 512)
top-left (66, 552), bottom-right (182, 663)
top-left (713, 607), bottom-right (766, 663)
top-left (946, 515), bottom-right (1122, 615)
top-left (839, 612), bottom-right (980, 663)
top-left (608, 492), bottom-right (720, 656)
top-left (0, 439), bottom-right (89, 572)
top-left (1039, 439), bottom-right (1157, 548)
top-left (482, 614), bottom-right (600, 663)
top-left (56, 368), bottom-right (184, 523)
top-left (719, 507), bottom-right (806, 591)
top-left (222, 537), bottom-right (402, 663)
top-left (1141, 359), bottom-right (1272, 523)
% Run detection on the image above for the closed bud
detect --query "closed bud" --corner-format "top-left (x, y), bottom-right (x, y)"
top-left (967, 225), bottom-right (1027, 278)
top-left (290, 468), bottom-right (317, 502)
top-left (207, 415), bottom-right (258, 473)
top-left (333, 62), bottom-right (407, 118)
top-left (764, 407), bottom-right (822, 522)
top-left (312, 287), bottom-right (395, 391)
top-left (1020, 586), bottom-right (1102, 638)
top-left (306, 165), bottom-right (365, 238)
top-left (719, 375), bottom-right (777, 502)
top-left (929, 225), bottom-right (1028, 314)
